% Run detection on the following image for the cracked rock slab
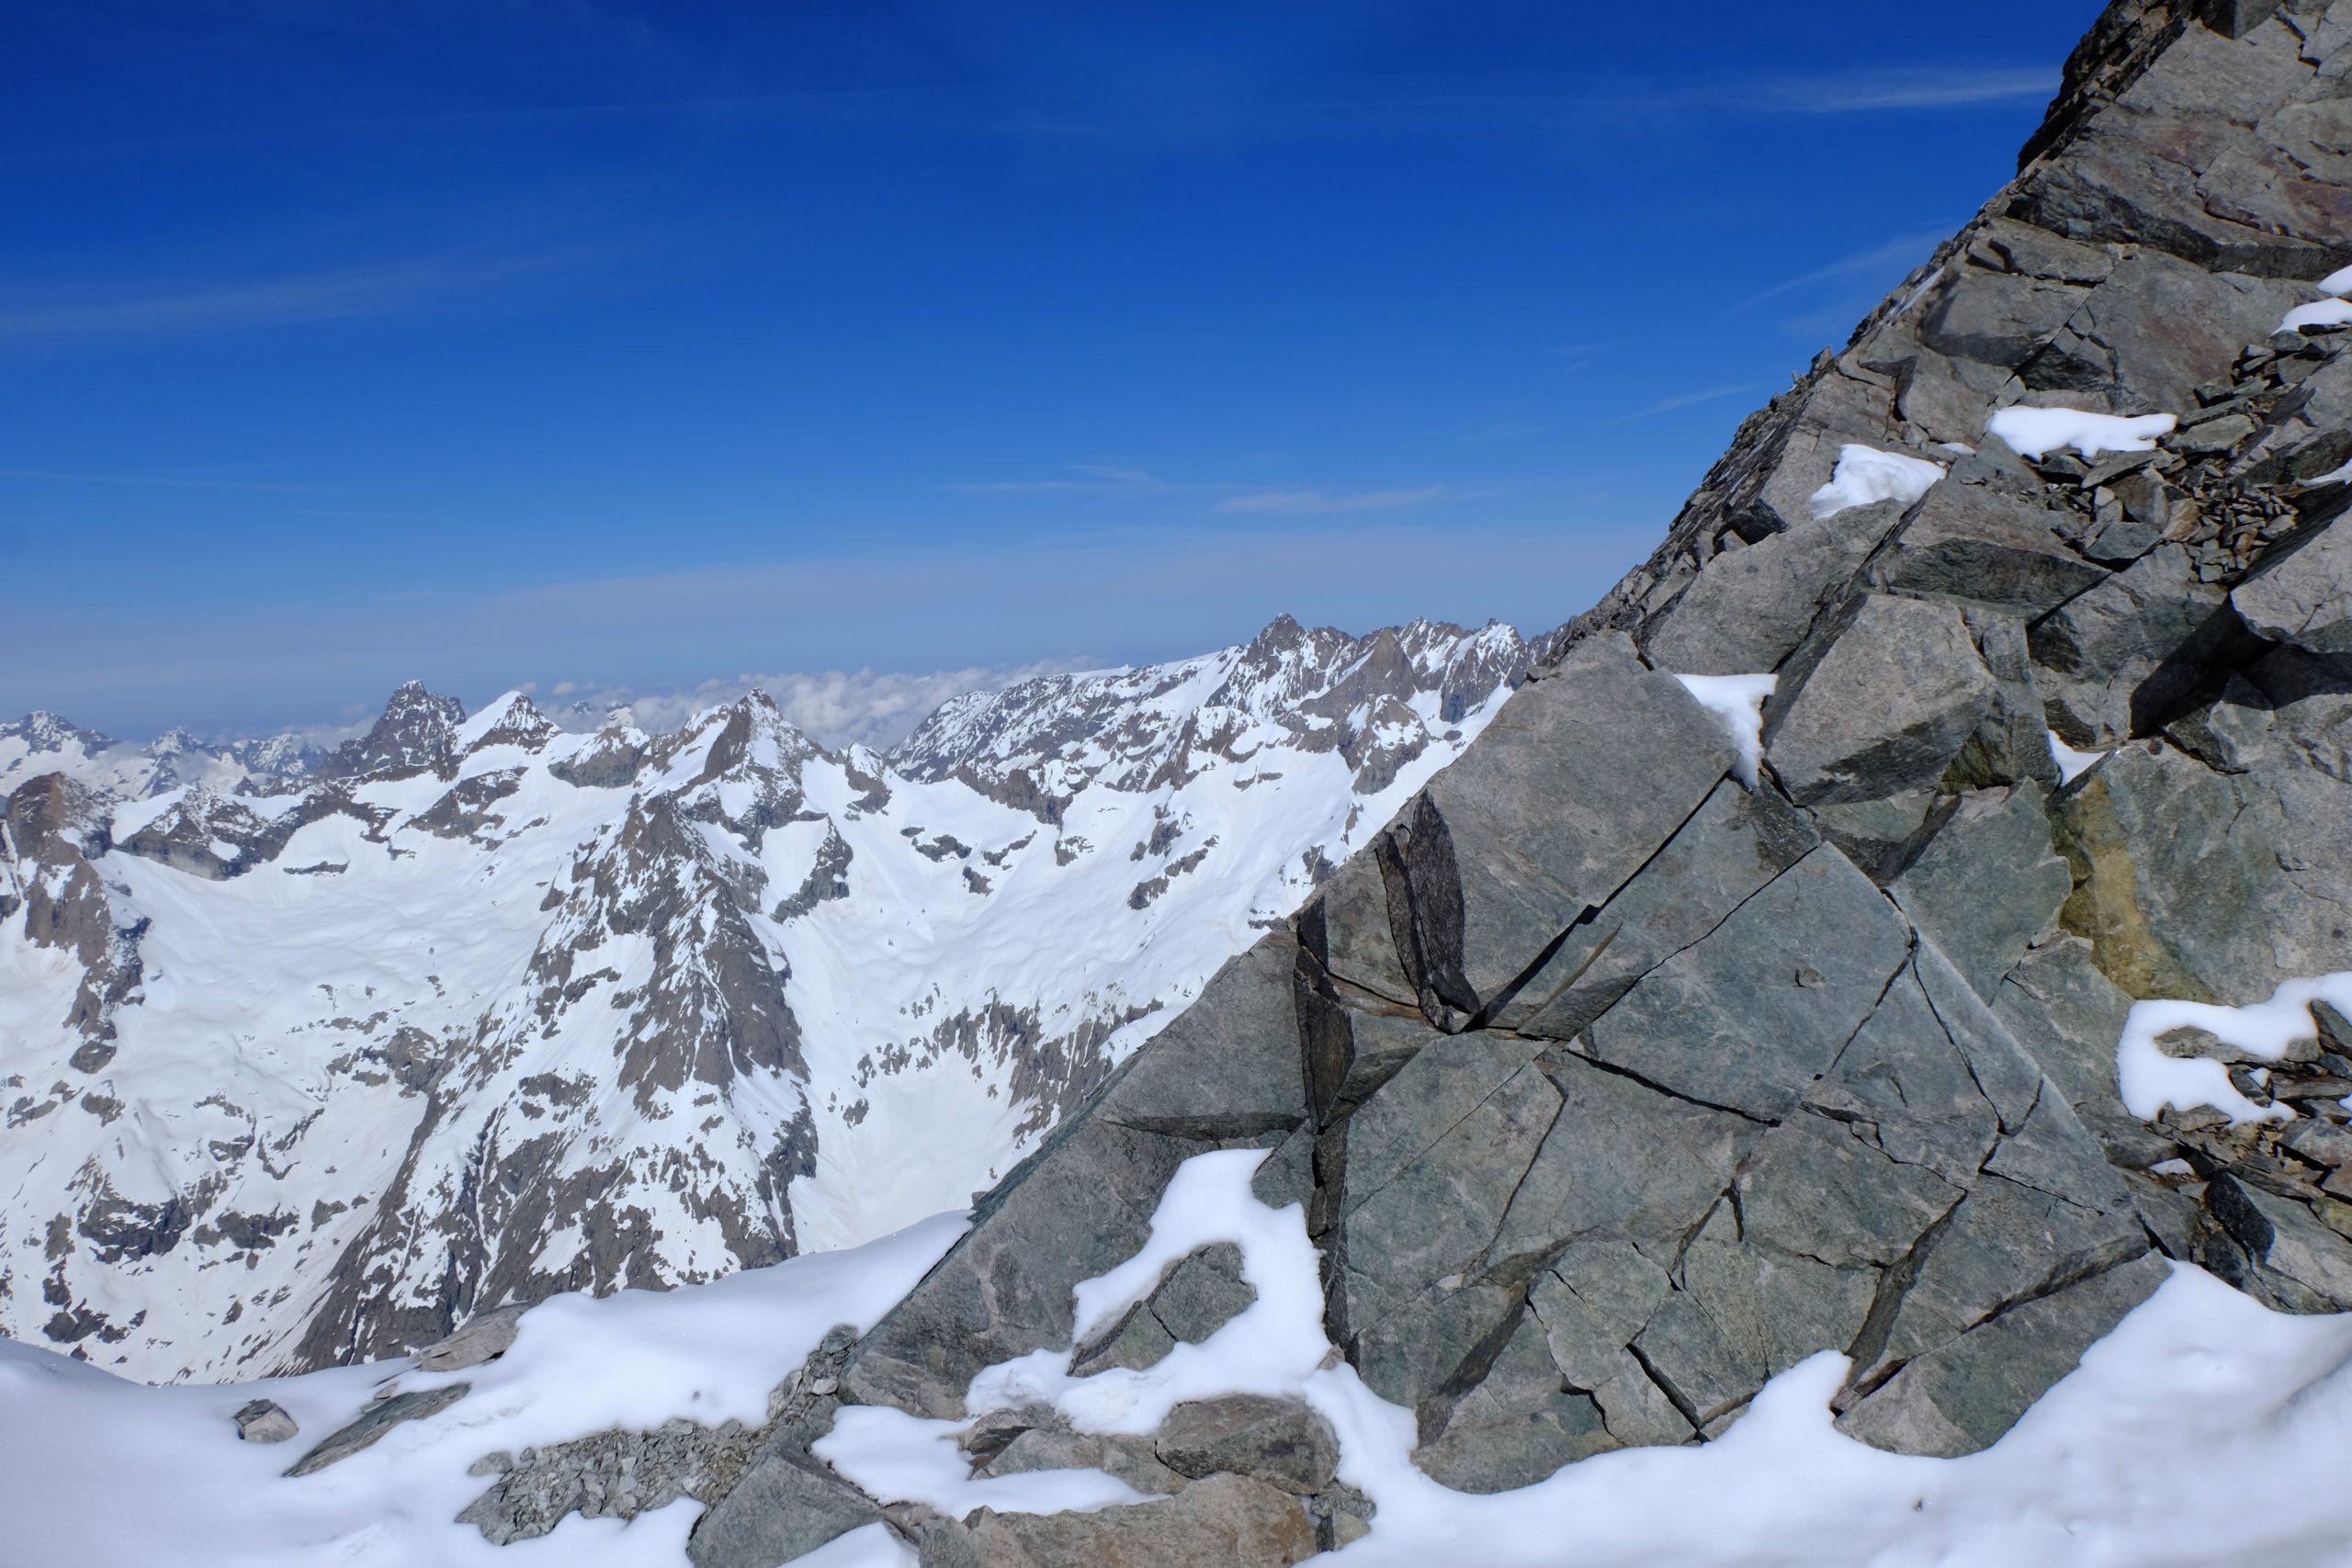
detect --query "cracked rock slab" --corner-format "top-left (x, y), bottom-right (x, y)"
top-left (284, 1383), bottom-right (469, 1477)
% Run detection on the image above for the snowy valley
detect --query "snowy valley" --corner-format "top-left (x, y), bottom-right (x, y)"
top-left (0, 615), bottom-right (1526, 1381)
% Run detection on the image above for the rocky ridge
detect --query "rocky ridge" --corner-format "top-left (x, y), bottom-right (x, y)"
top-left (443, 4), bottom-right (2352, 1562)
top-left (0, 616), bottom-right (1524, 1380)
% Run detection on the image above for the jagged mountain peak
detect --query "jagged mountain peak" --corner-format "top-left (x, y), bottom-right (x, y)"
top-left (888, 614), bottom-right (1531, 814)
top-left (5, 711), bottom-right (109, 752)
top-left (453, 689), bottom-right (558, 758)
top-left (318, 680), bottom-right (469, 782)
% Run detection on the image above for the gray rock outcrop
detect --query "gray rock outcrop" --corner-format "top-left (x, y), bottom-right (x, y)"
top-left (650, 3), bottom-right (2352, 1561)
top-left (232, 1398), bottom-right (298, 1443)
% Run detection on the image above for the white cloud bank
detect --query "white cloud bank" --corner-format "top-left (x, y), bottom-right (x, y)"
top-left (550, 660), bottom-right (1103, 752)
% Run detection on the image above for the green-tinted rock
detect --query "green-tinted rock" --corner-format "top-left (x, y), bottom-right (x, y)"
top-left (1414, 1309), bottom-right (1615, 1493)
top-left (1498, 780), bottom-right (1819, 1040)
top-left (1992, 937), bottom-right (2134, 1121)
top-left (1872, 484), bottom-right (2108, 618)
top-left (1765, 593), bottom-right (2001, 806)
top-left (1329, 1010), bottom-right (1441, 1111)
top-left (1913, 940), bottom-right (2045, 1133)
top-left (1849, 1173), bottom-right (2145, 1392)
top-left (842, 1116), bottom-right (1203, 1417)
top-left (1071, 1243), bottom-right (1255, 1376)
top-left (1891, 784), bottom-right (2073, 1001)
top-left (1837, 1254), bottom-right (2169, 1457)
top-left (1737, 1113), bottom-right (1965, 1272)
top-left (1340, 1034), bottom-right (1545, 1208)
top-left (1097, 935), bottom-right (1307, 1140)
top-left (1305, 852), bottom-right (1416, 1007)
top-left (1804, 965), bottom-right (2000, 1186)
top-left (1397, 633), bottom-right (1735, 1011)
top-left (1643, 500), bottom-right (1906, 676)
top-left (1528, 1248), bottom-right (1669, 1392)
top-left (2030, 545), bottom-right (2247, 748)
top-left (1346, 1282), bottom-right (1519, 1411)
top-left (1337, 1060), bottom-right (1559, 1337)
top-left (684, 1445), bottom-right (882, 1568)
top-left (2233, 513), bottom-right (2352, 654)
top-left (1582, 845), bottom-right (1913, 1120)
top-left (1482, 1053), bottom-right (1747, 1286)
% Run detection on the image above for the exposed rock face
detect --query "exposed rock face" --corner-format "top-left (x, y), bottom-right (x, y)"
top-left (661, 3), bottom-right (2352, 1558)
top-left (0, 622), bottom-right (1525, 1380)
top-left (283, 1382), bottom-right (471, 1477)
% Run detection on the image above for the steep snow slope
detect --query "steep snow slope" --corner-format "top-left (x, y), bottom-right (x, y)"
top-left (0, 615), bottom-right (1526, 1382)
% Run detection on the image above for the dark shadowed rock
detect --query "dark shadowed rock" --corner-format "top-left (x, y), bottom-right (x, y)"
top-left (284, 1383), bottom-right (469, 1477)
top-left (1873, 484), bottom-right (2109, 617)
top-left (2031, 545), bottom-right (2252, 747)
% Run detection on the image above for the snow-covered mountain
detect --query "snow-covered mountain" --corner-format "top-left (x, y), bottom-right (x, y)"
top-left (0, 615), bottom-right (1526, 1382)
top-left (0, 712), bottom-right (326, 804)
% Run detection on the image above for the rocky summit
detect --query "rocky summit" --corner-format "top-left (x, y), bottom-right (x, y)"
top-left (537, 2), bottom-right (2348, 1561)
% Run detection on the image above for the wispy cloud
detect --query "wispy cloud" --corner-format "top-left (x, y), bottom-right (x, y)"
top-left (1611, 384), bottom-right (1760, 422)
top-left (0, 242), bottom-right (629, 343)
top-left (3, 519), bottom-right (1660, 740)
top-left (1738, 230), bottom-right (1952, 309)
top-left (1241, 62), bottom-right (2061, 141)
top-left (1216, 486), bottom-right (1444, 515)
top-left (943, 468), bottom-right (1455, 516)
top-left (940, 464), bottom-right (1177, 497)
top-left (552, 659), bottom-right (1102, 752)
top-left (1756, 67), bottom-right (2059, 115)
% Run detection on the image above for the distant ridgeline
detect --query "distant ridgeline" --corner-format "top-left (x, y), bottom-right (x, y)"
top-left (645, 0), bottom-right (2352, 1560)
top-left (0, 618), bottom-right (1526, 1381)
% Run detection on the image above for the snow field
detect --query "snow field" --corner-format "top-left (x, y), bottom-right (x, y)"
top-left (0, 1213), bottom-right (967, 1567)
top-left (814, 1147), bottom-right (2352, 1568)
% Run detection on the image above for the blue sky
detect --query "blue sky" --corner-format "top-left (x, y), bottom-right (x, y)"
top-left (0, 1), bottom-right (2104, 739)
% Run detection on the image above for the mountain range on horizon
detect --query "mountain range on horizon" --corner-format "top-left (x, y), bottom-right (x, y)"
top-left (0, 611), bottom-right (1532, 1381)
